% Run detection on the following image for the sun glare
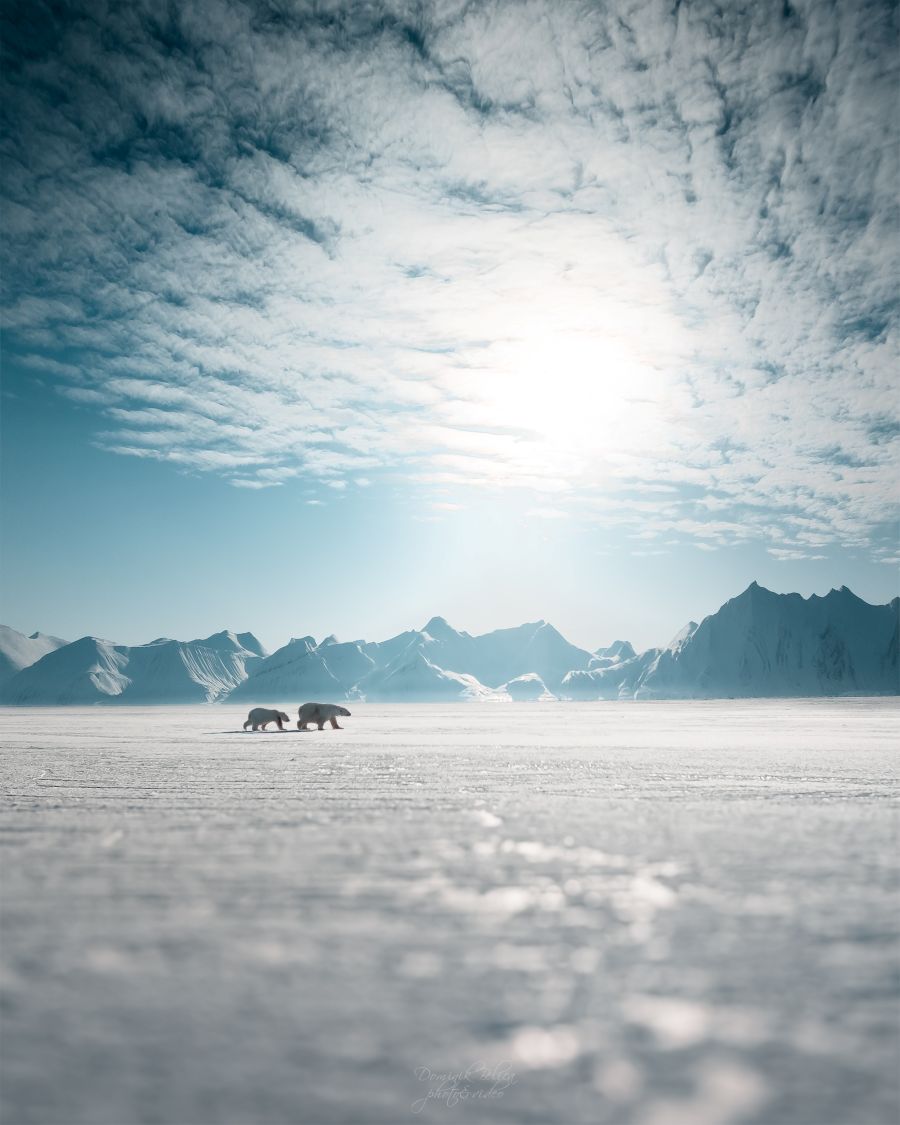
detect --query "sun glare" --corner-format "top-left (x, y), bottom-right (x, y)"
top-left (473, 330), bottom-right (667, 463)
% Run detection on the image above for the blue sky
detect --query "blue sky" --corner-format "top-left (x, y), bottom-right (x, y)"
top-left (1, 0), bottom-right (897, 653)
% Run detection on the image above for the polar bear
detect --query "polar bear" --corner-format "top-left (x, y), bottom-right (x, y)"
top-left (297, 702), bottom-right (351, 730)
top-left (243, 708), bottom-right (290, 731)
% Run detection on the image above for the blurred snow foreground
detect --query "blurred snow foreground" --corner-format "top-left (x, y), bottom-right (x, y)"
top-left (1, 583), bottom-right (898, 704)
top-left (1, 699), bottom-right (897, 1125)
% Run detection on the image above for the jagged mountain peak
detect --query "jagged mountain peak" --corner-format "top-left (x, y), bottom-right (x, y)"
top-left (202, 628), bottom-right (236, 641)
top-left (70, 635), bottom-right (119, 649)
top-left (27, 631), bottom-right (66, 645)
top-left (422, 615), bottom-right (453, 634)
top-left (193, 630), bottom-right (268, 657)
top-left (596, 639), bottom-right (636, 660)
top-left (666, 623), bottom-right (698, 651)
top-left (735, 580), bottom-right (771, 601)
top-left (235, 632), bottom-right (267, 657)
top-left (421, 616), bottom-right (474, 642)
top-left (0, 626), bottom-right (72, 687)
top-left (2, 586), bottom-right (896, 703)
top-left (823, 585), bottom-right (865, 605)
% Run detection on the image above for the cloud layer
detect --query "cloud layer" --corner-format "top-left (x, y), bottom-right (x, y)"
top-left (2, 0), bottom-right (897, 559)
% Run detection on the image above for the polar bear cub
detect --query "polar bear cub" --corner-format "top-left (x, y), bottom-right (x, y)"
top-left (243, 707), bottom-right (290, 731)
top-left (298, 702), bottom-right (351, 730)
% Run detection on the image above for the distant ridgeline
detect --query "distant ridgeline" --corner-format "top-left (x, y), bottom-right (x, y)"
top-left (1, 584), bottom-right (897, 705)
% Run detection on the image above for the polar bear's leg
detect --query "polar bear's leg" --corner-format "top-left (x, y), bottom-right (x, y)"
top-left (317, 721), bottom-right (325, 730)
top-left (298, 721), bottom-right (309, 730)
top-left (329, 716), bottom-right (343, 729)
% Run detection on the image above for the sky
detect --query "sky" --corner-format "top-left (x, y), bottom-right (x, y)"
top-left (1, 0), bottom-right (897, 654)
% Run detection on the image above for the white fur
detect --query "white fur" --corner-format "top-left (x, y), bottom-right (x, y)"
top-left (243, 707), bottom-right (290, 731)
top-left (297, 702), bottom-right (351, 730)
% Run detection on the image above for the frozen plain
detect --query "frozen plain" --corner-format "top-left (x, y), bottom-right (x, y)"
top-left (1, 701), bottom-right (897, 1125)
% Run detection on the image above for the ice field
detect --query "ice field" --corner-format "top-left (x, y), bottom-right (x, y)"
top-left (1, 700), bottom-right (898, 1125)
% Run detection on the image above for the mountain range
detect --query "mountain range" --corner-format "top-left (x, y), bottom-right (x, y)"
top-left (0, 631), bottom-right (264, 705)
top-left (1, 584), bottom-right (896, 705)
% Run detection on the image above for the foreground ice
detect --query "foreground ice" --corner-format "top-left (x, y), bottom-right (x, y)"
top-left (1, 700), bottom-right (897, 1125)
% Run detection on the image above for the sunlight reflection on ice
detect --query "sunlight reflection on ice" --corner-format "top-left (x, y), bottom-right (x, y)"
top-left (635, 1059), bottom-right (769, 1125)
top-left (623, 995), bottom-right (771, 1049)
top-left (2, 701), bottom-right (896, 1125)
top-left (504, 1023), bottom-right (583, 1069)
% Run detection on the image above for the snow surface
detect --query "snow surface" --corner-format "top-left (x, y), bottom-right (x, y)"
top-left (0, 625), bottom-right (67, 684)
top-left (1, 700), bottom-right (897, 1125)
top-left (361, 652), bottom-right (498, 701)
top-left (593, 639), bottom-right (637, 664)
top-left (501, 673), bottom-right (555, 701)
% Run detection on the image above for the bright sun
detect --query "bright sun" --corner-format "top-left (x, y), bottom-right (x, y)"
top-left (472, 330), bottom-right (668, 458)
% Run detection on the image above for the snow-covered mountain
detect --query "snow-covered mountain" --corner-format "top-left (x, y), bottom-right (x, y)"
top-left (359, 651), bottom-right (497, 701)
top-left (561, 585), bottom-right (898, 700)
top-left (0, 631), bottom-right (265, 705)
top-left (633, 583), bottom-right (898, 699)
top-left (591, 639), bottom-right (636, 668)
top-left (230, 635), bottom-right (374, 701)
top-left (363, 617), bottom-right (593, 690)
top-left (502, 673), bottom-right (556, 701)
top-left (563, 648), bottom-right (661, 700)
top-left (0, 584), bottom-right (895, 704)
top-left (0, 626), bottom-right (68, 684)
top-left (209, 615), bottom-right (587, 703)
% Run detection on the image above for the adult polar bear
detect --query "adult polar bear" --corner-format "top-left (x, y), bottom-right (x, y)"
top-left (243, 708), bottom-right (290, 731)
top-left (298, 702), bottom-right (351, 730)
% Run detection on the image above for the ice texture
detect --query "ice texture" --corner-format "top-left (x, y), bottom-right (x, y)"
top-left (1, 700), bottom-right (897, 1125)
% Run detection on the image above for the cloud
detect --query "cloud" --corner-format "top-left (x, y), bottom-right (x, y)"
top-left (1, 0), bottom-right (896, 556)
top-left (768, 548), bottom-right (826, 561)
